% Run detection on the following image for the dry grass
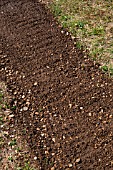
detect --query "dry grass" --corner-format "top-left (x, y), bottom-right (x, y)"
top-left (48, 0), bottom-right (113, 76)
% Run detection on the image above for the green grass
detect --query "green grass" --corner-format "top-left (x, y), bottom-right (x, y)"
top-left (50, 0), bottom-right (113, 76)
top-left (17, 162), bottom-right (35, 170)
top-left (89, 26), bottom-right (105, 36)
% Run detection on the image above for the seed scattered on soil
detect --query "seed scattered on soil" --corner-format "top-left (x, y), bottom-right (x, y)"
top-left (0, 0), bottom-right (113, 169)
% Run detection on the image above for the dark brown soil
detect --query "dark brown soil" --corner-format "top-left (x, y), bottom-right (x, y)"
top-left (0, 0), bottom-right (113, 169)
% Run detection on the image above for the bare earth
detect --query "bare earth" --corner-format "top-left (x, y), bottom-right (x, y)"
top-left (0, 0), bottom-right (113, 169)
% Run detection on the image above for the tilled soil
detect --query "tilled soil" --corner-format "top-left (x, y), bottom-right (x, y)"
top-left (0, 0), bottom-right (113, 169)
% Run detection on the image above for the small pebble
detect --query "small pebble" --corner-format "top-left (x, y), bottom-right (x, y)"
top-left (88, 113), bottom-right (92, 116)
top-left (69, 104), bottom-right (72, 108)
top-left (34, 82), bottom-right (37, 86)
top-left (45, 151), bottom-right (49, 154)
top-left (22, 95), bottom-right (25, 98)
top-left (109, 115), bottom-right (112, 118)
top-left (51, 167), bottom-right (55, 170)
top-left (34, 156), bottom-right (37, 160)
top-left (26, 101), bottom-right (30, 105)
top-left (111, 160), bottom-right (113, 165)
top-left (52, 138), bottom-right (55, 142)
top-left (76, 158), bottom-right (81, 163)
top-left (35, 112), bottom-right (39, 115)
top-left (10, 124), bottom-right (14, 127)
top-left (14, 91), bottom-right (17, 95)
top-left (3, 131), bottom-right (8, 135)
top-left (28, 90), bottom-right (31, 93)
top-left (97, 122), bottom-right (100, 125)
top-left (23, 107), bottom-right (28, 111)
top-left (66, 32), bottom-right (69, 35)
top-left (9, 114), bottom-right (14, 118)
top-left (71, 36), bottom-right (75, 40)
top-left (100, 109), bottom-right (104, 113)
top-left (46, 66), bottom-right (49, 68)
top-left (41, 133), bottom-right (44, 137)
top-left (63, 135), bottom-right (65, 139)
top-left (68, 163), bottom-right (73, 167)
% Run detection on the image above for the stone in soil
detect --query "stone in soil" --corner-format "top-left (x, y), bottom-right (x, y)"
top-left (0, 0), bottom-right (113, 169)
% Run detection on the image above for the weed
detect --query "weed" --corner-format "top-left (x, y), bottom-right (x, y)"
top-left (61, 15), bottom-right (68, 21)
top-left (5, 102), bottom-right (10, 109)
top-left (9, 139), bottom-right (17, 147)
top-left (101, 65), bottom-right (108, 72)
top-left (109, 67), bottom-right (113, 75)
top-left (24, 162), bottom-right (35, 170)
top-left (0, 156), bottom-right (2, 161)
top-left (108, 65), bottom-right (113, 76)
top-left (0, 116), bottom-right (3, 124)
top-left (8, 156), bottom-right (13, 162)
top-left (44, 157), bottom-right (49, 165)
top-left (76, 41), bottom-right (83, 49)
top-left (38, 108), bottom-right (43, 112)
top-left (17, 162), bottom-right (35, 170)
top-left (11, 105), bottom-right (16, 110)
top-left (17, 168), bottom-right (22, 170)
top-left (22, 129), bottom-right (27, 135)
top-left (76, 21), bottom-right (85, 29)
top-left (0, 84), bottom-right (36, 170)
top-left (0, 136), bottom-right (4, 145)
top-left (44, 157), bottom-right (54, 166)
top-left (0, 91), bottom-right (3, 101)
top-left (15, 147), bottom-right (21, 152)
top-left (110, 50), bottom-right (113, 54)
